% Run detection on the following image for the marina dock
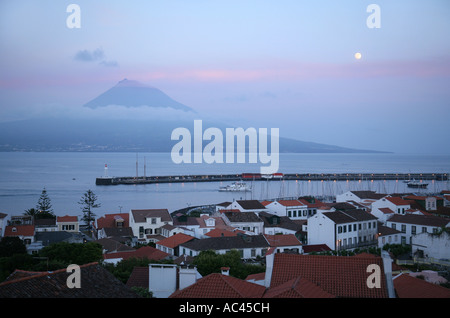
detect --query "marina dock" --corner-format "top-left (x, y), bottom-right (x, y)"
top-left (95, 172), bottom-right (448, 186)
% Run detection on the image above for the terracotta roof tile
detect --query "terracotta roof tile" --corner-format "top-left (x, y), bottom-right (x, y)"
top-left (170, 273), bottom-right (266, 298)
top-left (103, 246), bottom-right (169, 261)
top-left (4, 225), bottom-right (35, 237)
top-left (156, 233), bottom-right (195, 249)
top-left (263, 276), bottom-right (335, 298)
top-left (270, 254), bottom-right (389, 298)
top-left (264, 234), bottom-right (302, 247)
top-left (96, 213), bottom-right (129, 229)
top-left (394, 273), bottom-right (450, 298)
top-left (57, 215), bottom-right (78, 223)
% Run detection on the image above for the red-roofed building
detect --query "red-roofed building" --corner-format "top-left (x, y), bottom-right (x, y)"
top-left (4, 225), bottom-right (35, 245)
top-left (96, 213), bottom-right (129, 230)
top-left (103, 246), bottom-right (169, 265)
top-left (155, 233), bottom-right (195, 256)
top-left (393, 273), bottom-right (450, 298)
top-left (371, 196), bottom-right (412, 223)
top-left (56, 215), bottom-right (79, 232)
top-left (264, 234), bottom-right (303, 254)
top-left (264, 199), bottom-right (309, 219)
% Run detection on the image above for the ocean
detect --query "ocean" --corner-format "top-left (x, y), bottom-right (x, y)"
top-left (0, 152), bottom-right (449, 219)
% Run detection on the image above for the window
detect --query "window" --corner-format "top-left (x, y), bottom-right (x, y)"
top-left (411, 226), bottom-right (416, 235)
top-left (338, 226), bottom-right (342, 234)
top-left (358, 224), bottom-right (362, 230)
top-left (368, 222), bottom-right (371, 229)
top-left (303, 210), bottom-right (307, 217)
top-left (353, 224), bottom-right (357, 231)
top-left (422, 227), bottom-right (427, 233)
top-left (401, 225), bottom-right (406, 233)
top-left (251, 249), bottom-right (256, 257)
top-left (288, 211), bottom-right (292, 217)
top-left (348, 224), bottom-right (352, 232)
top-left (343, 225), bottom-right (347, 233)
top-left (151, 218), bottom-right (156, 224)
top-left (392, 224), bottom-right (396, 230)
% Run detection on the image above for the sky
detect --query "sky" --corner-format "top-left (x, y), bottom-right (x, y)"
top-left (0, 0), bottom-right (449, 153)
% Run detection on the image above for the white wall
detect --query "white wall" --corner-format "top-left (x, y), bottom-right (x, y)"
top-left (149, 264), bottom-right (178, 298)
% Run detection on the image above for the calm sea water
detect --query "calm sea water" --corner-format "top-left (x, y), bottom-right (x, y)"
top-left (0, 152), bottom-right (449, 219)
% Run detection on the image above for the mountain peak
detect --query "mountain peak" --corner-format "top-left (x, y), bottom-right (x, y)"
top-left (83, 79), bottom-right (194, 112)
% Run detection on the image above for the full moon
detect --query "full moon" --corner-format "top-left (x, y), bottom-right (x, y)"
top-left (354, 52), bottom-right (362, 60)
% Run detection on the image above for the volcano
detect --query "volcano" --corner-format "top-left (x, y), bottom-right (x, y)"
top-left (84, 78), bottom-right (194, 112)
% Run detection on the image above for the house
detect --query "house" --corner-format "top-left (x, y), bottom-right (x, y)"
top-left (129, 209), bottom-right (173, 244)
top-left (94, 237), bottom-right (135, 254)
top-left (386, 214), bottom-right (450, 245)
top-left (301, 244), bottom-right (332, 254)
top-left (307, 209), bottom-right (379, 251)
top-left (0, 262), bottom-right (139, 298)
top-left (264, 199), bottom-right (308, 219)
top-left (393, 273), bottom-right (450, 298)
top-left (219, 211), bottom-right (264, 235)
top-left (264, 234), bottom-right (303, 254)
top-left (4, 224), bottom-right (35, 245)
top-left (259, 212), bottom-right (303, 236)
top-left (404, 195), bottom-right (444, 211)
top-left (264, 252), bottom-right (394, 298)
top-left (194, 215), bottom-right (233, 238)
top-left (411, 229), bottom-right (450, 260)
top-left (156, 233), bottom-right (196, 257)
top-left (226, 200), bottom-right (267, 214)
top-left (179, 234), bottom-right (270, 259)
top-left (56, 215), bottom-right (79, 232)
top-left (336, 190), bottom-right (386, 204)
top-left (34, 218), bottom-right (57, 232)
top-left (29, 231), bottom-right (85, 254)
top-left (371, 196), bottom-right (412, 220)
top-left (377, 224), bottom-right (402, 248)
top-left (102, 245), bottom-right (170, 265)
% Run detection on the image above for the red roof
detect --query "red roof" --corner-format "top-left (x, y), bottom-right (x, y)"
top-left (393, 273), bottom-right (450, 298)
top-left (379, 207), bottom-right (395, 214)
top-left (56, 215), bottom-right (78, 222)
top-left (263, 276), bottom-right (335, 298)
top-left (103, 246), bottom-right (168, 261)
top-left (277, 200), bottom-right (306, 207)
top-left (170, 273), bottom-right (266, 298)
top-left (156, 233), bottom-right (195, 249)
top-left (96, 213), bottom-right (129, 229)
top-left (4, 225), bottom-right (35, 237)
top-left (264, 234), bottom-right (302, 247)
top-left (205, 228), bottom-right (240, 238)
top-left (270, 253), bottom-right (389, 298)
top-left (386, 197), bottom-right (411, 206)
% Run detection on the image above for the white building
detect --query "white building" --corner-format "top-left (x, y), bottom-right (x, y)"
top-left (412, 230), bottom-right (450, 260)
top-left (386, 214), bottom-right (450, 245)
top-left (308, 209), bottom-right (379, 251)
top-left (371, 196), bottom-right (411, 219)
top-left (226, 200), bottom-right (267, 214)
top-left (264, 199), bottom-right (309, 219)
top-left (179, 234), bottom-right (270, 259)
top-left (219, 211), bottom-right (264, 235)
top-left (129, 209), bottom-right (173, 244)
top-left (336, 190), bottom-right (386, 204)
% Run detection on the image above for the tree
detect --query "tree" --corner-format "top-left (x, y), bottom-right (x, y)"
top-left (0, 237), bottom-right (27, 257)
top-left (36, 188), bottom-right (54, 216)
top-left (78, 189), bottom-right (101, 233)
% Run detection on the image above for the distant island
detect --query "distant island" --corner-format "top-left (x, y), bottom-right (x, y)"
top-left (0, 79), bottom-right (389, 154)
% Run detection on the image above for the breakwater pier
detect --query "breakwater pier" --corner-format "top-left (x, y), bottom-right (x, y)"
top-left (95, 172), bottom-right (447, 186)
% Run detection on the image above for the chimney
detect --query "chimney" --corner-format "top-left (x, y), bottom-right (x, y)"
top-left (221, 267), bottom-right (230, 276)
top-left (264, 247), bottom-right (276, 288)
top-left (381, 250), bottom-right (396, 298)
